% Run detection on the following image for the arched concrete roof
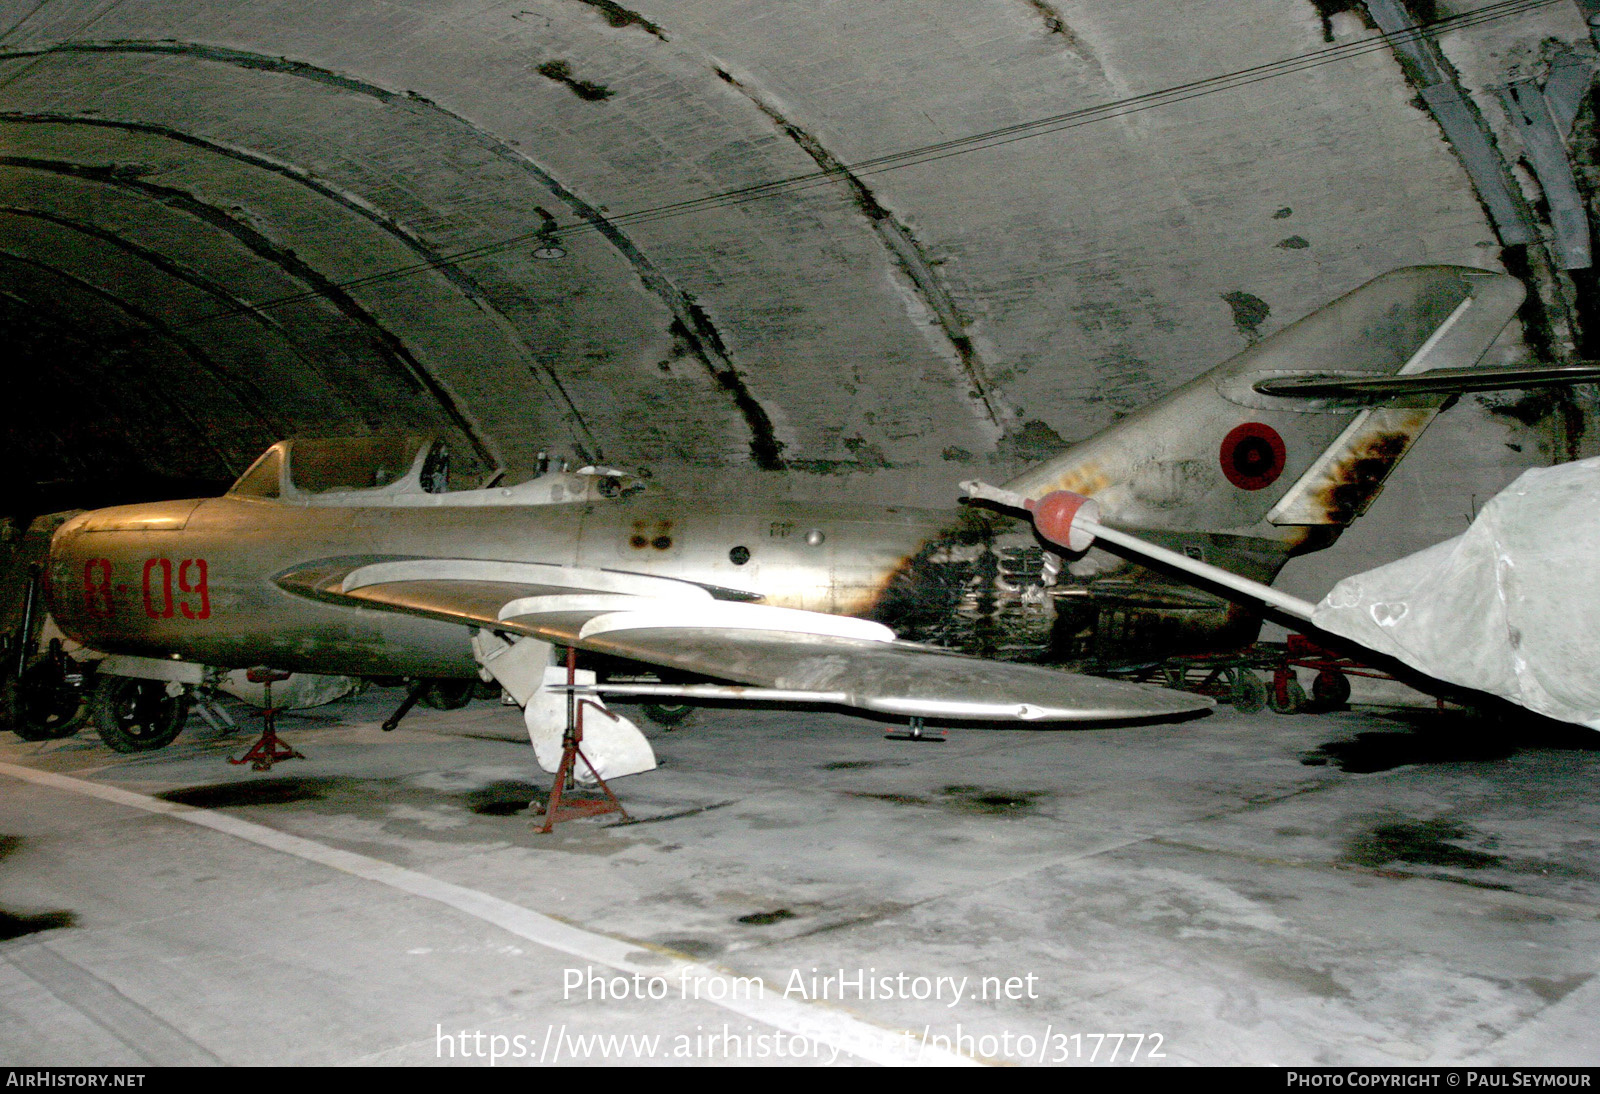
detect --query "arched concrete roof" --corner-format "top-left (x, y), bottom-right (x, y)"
top-left (0, 0), bottom-right (1586, 583)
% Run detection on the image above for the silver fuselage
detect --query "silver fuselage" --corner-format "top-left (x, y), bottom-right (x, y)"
top-left (45, 493), bottom-right (949, 677)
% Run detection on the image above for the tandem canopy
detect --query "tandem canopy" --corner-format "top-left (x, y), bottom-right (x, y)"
top-left (1312, 457), bottom-right (1600, 729)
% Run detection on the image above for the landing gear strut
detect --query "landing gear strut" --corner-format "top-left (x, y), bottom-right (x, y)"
top-left (885, 716), bottom-right (945, 742)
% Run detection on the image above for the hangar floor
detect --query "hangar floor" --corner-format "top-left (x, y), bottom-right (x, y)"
top-left (0, 688), bottom-right (1597, 1067)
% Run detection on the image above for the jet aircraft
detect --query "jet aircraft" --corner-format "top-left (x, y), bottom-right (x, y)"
top-left (18, 264), bottom-right (1592, 778)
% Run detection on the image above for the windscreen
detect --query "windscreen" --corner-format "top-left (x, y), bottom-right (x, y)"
top-left (228, 446), bottom-right (283, 498)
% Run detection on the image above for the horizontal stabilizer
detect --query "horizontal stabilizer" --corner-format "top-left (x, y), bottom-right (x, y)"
top-left (1254, 364), bottom-right (1600, 400)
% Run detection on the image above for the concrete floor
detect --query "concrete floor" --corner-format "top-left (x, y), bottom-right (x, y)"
top-left (1, 687), bottom-right (1598, 1067)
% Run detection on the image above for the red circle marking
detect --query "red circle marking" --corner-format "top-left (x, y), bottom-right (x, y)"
top-left (1219, 422), bottom-right (1287, 491)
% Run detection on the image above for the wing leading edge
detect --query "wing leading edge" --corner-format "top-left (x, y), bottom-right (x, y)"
top-left (276, 558), bottom-right (1211, 721)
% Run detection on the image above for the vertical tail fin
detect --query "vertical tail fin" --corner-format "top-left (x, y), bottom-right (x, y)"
top-left (1003, 266), bottom-right (1525, 538)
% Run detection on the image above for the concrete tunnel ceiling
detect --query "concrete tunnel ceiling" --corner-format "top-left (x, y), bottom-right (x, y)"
top-left (0, 0), bottom-right (1594, 583)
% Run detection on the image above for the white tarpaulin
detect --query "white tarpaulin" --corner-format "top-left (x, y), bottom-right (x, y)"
top-left (1312, 457), bottom-right (1600, 729)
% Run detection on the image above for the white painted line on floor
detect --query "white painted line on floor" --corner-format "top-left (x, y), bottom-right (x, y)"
top-left (0, 762), bottom-right (978, 1067)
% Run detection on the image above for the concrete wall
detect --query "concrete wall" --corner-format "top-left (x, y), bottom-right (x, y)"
top-left (0, 0), bottom-right (1590, 592)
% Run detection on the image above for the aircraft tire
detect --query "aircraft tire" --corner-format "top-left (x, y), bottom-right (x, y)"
top-left (1229, 670), bottom-right (1266, 714)
top-left (1268, 676), bottom-right (1308, 715)
top-left (419, 679), bottom-right (475, 710)
top-left (639, 702), bottom-right (697, 729)
top-left (13, 670), bottom-right (87, 741)
top-left (90, 676), bottom-right (189, 753)
top-left (1311, 669), bottom-right (1351, 710)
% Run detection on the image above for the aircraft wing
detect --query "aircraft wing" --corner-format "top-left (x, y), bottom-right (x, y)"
top-left (277, 558), bottom-right (1210, 721)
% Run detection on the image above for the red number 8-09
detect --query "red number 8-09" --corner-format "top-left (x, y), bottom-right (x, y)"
top-left (83, 558), bottom-right (113, 617)
top-left (179, 559), bottom-right (210, 620)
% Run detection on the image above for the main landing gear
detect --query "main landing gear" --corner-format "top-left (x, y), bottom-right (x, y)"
top-left (10, 641), bottom-right (89, 742)
top-left (90, 674), bottom-right (190, 753)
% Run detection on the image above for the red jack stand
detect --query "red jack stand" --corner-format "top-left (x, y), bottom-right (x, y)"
top-left (533, 649), bottom-right (629, 832)
top-left (229, 668), bottom-right (305, 772)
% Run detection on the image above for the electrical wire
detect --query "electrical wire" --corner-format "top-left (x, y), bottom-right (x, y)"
top-left (176, 0), bottom-right (1566, 325)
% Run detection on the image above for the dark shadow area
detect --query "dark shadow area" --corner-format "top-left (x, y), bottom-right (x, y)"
top-left (0, 834), bottom-right (77, 939)
top-left (0, 908), bottom-right (76, 941)
top-left (158, 775), bottom-right (345, 807)
top-left (1302, 708), bottom-right (1600, 773)
top-left (462, 780), bottom-right (544, 816)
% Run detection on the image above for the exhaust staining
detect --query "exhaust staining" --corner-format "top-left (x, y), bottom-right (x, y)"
top-left (869, 510), bottom-right (1056, 660)
top-left (536, 60), bottom-right (614, 101)
top-left (869, 508), bottom-right (1002, 652)
top-left (1308, 426), bottom-right (1419, 525)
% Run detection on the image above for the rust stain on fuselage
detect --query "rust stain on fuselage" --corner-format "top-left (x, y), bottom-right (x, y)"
top-left (1040, 463), bottom-right (1110, 499)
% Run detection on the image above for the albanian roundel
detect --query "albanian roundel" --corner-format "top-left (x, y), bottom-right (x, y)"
top-left (1219, 422), bottom-right (1287, 491)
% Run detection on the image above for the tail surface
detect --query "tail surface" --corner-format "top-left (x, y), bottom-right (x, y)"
top-left (1003, 266), bottom-right (1526, 542)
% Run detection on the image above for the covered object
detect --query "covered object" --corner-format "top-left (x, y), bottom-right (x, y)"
top-left (1313, 458), bottom-right (1600, 729)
